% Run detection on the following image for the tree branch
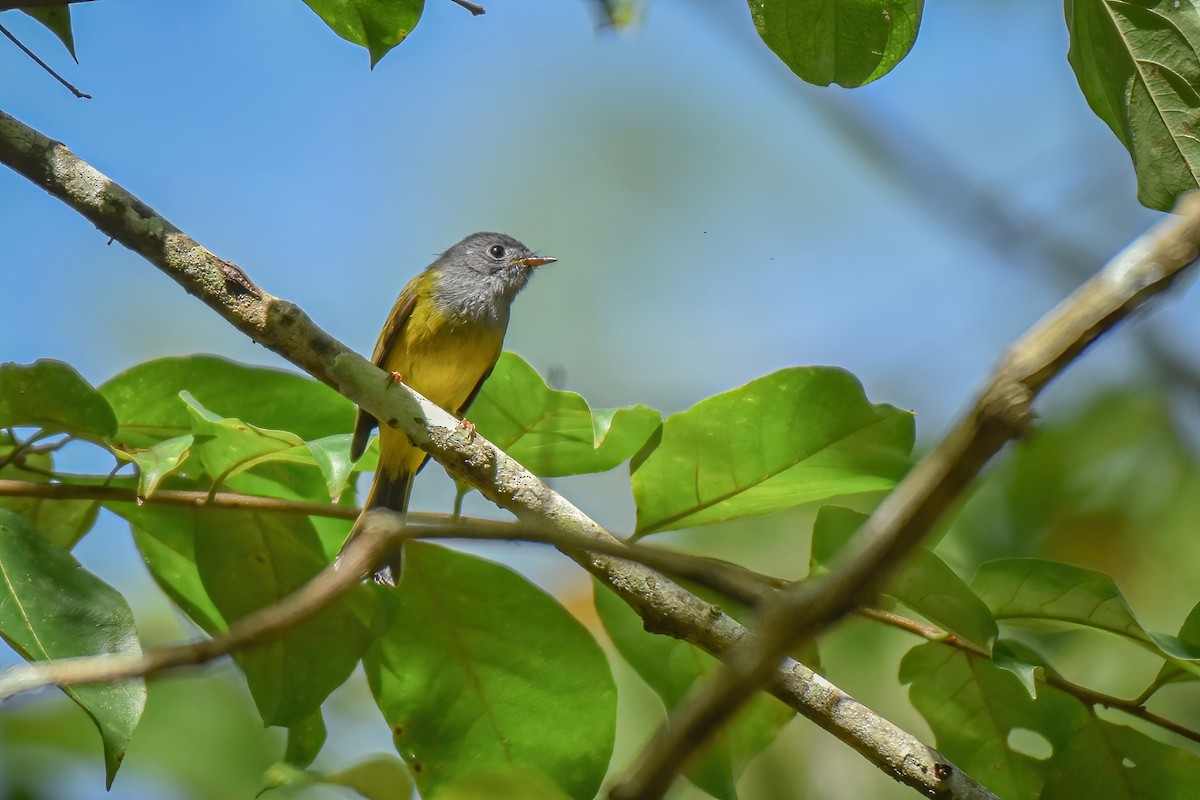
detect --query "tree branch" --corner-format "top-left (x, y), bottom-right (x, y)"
top-left (0, 477), bottom-right (778, 605)
top-left (612, 194), bottom-right (1200, 799)
top-left (0, 107), bottom-right (996, 800)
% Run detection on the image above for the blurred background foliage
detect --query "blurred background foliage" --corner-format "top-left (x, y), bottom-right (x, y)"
top-left (2, 0), bottom-right (1199, 797)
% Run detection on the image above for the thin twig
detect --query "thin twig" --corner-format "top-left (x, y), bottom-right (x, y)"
top-left (612, 194), bottom-right (1200, 800)
top-left (0, 477), bottom-right (775, 605)
top-left (0, 107), bottom-right (999, 800)
top-left (447, 0), bottom-right (485, 15)
top-left (0, 22), bottom-right (90, 99)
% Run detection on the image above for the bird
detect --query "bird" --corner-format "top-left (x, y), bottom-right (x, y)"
top-left (339, 232), bottom-right (555, 585)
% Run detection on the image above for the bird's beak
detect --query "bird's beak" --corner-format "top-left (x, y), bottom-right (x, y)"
top-left (520, 255), bottom-right (557, 268)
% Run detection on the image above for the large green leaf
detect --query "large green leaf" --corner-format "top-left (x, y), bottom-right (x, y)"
top-left (100, 355), bottom-right (354, 449)
top-left (193, 508), bottom-right (387, 728)
top-left (110, 504), bottom-right (226, 633)
top-left (1041, 717), bottom-right (1200, 799)
top-left (1066, 0), bottom-right (1200, 209)
top-left (747, 0), bottom-right (923, 87)
top-left (301, 0), bottom-right (425, 67)
top-left (631, 367), bottom-right (913, 536)
top-left (812, 506), bottom-right (997, 651)
top-left (363, 543), bottom-right (616, 800)
top-left (972, 558), bottom-right (1200, 672)
top-left (468, 352), bottom-right (661, 478)
top-left (901, 641), bottom-right (1086, 800)
top-left (0, 360), bottom-right (116, 441)
top-left (594, 580), bottom-right (792, 799)
top-left (0, 510), bottom-right (144, 787)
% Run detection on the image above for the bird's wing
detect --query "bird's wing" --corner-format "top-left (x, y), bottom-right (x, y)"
top-left (349, 286), bottom-right (420, 461)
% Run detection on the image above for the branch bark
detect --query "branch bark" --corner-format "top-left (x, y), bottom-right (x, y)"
top-left (612, 194), bottom-right (1200, 799)
top-left (0, 107), bottom-right (994, 799)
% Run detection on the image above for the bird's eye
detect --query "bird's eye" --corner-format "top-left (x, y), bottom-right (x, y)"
top-left (488, 244), bottom-right (507, 259)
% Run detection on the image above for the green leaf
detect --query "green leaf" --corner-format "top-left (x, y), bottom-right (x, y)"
top-left (0, 432), bottom-right (99, 549)
top-left (322, 755), bottom-right (414, 800)
top-left (1145, 599), bottom-right (1200, 697)
top-left (0, 510), bottom-right (145, 787)
top-left (0, 360), bottom-right (117, 441)
top-left (972, 558), bottom-right (1200, 671)
top-left (1041, 717), bottom-right (1200, 799)
top-left (301, 0), bottom-right (425, 67)
top-left (436, 767), bottom-right (575, 800)
top-left (1066, 0), bottom-right (1200, 209)
top-left (594, 580), bottom-right (792, 799)
top-left (20, 5), bottom-right (76, 60)
top-left (305, 433), bottom-right (357, 500)
top-left (181, 391), bottom-right (310, 485)
top-left (747, 0), bottom-right (923, 87)
top-left (811, 506), bottom-right (998, 651)
top-left (992, 640), bottom-right (1045, 700)
top-left (110, 504), bottom-right (226, 633)
top-left (194, 508), bottom-right (387, 727)
top-left (901, 640), bottom-right (1087, 800)
top-left (284, 710), bottom-right (327, 769)
top-left (632, 367), bottom-right (913, 536)
top-left (100, 355), bottom-right (354, 449)
top-left (364, 543), bottom-right (616, 800)
top-left (469, 352), bottom-right (661, 478)
top-left (119, 434), bottom-right (194, 498)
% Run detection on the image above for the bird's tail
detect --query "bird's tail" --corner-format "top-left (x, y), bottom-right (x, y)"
top-left (337, 467), bottom-right (414, 587)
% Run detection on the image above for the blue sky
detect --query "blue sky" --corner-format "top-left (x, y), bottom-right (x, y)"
top-left (0, 0), bottom-right (1188, 794)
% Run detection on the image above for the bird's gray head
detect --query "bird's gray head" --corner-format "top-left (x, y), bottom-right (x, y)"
top-left (429, 232), bottom-right (555, 326)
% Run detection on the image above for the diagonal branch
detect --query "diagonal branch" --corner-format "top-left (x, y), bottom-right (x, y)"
top-left (0, 107), bottom-right (995, 799)
top-left (612, 194), bottom-right (1200, 799)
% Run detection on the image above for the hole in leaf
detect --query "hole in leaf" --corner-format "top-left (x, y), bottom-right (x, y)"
top-left (1123, 757), bottom-right (1136, 768)
top-left (1007, 728), bottom-right (1053, 761)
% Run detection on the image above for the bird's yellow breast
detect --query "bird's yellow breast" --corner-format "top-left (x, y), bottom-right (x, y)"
top-left (380, 301), bottom-right (505, 415)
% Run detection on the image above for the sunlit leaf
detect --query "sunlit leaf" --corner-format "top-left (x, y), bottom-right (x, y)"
top-left (119, 434), bottom-right (194, 498)
top-left (364, 544), bottom-right (615, 800)
top-left (1066, 0), bottom-right (1200, 209)
top-left (469, 352), bottom-right (660, 478)
top-left (632, 367), bottom-right (913, 536)
top-left (0, 359), bottom-right (116, 441)
top-left (747, 0), bottom-right (923, 87)
top-left (301, 0), bottom-right (425, 67)
top-left (100, 355), bottom-right (353, 449)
